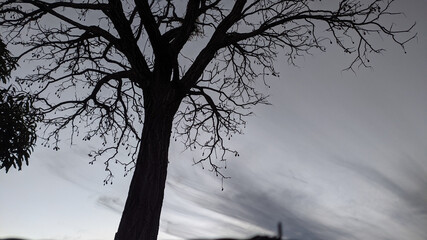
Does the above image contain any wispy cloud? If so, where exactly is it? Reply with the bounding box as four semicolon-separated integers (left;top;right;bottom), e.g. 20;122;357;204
97;196;124;214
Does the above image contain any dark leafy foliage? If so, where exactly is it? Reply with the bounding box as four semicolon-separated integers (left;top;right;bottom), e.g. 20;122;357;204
0;38;17;84
0;38;41;173
0;87;42;172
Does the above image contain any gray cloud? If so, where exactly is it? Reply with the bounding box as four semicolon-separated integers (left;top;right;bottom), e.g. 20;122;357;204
164;169;356;240
329;155;427;240
96;195;124;214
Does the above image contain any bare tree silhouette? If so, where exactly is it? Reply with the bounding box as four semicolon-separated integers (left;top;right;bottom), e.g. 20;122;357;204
0;1;414;239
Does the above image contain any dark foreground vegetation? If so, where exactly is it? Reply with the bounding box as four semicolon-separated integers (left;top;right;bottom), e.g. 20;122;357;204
0;237;282;240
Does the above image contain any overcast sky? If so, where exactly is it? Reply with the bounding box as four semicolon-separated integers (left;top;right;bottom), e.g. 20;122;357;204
1;1;426;240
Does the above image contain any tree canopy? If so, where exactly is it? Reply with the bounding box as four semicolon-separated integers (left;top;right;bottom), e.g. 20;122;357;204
0;37;42;173
0;38;17;84
0;0;414;177
0;87;42;172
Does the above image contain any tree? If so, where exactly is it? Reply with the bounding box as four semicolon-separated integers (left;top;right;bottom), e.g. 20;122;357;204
0;0;414;239
0;38;17;84
0;86;42;172
0;38;41;173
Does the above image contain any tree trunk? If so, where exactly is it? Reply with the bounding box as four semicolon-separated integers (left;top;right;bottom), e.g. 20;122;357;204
114;90;180;240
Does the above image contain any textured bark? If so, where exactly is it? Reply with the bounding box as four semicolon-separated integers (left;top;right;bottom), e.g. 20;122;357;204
114;88;180;240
